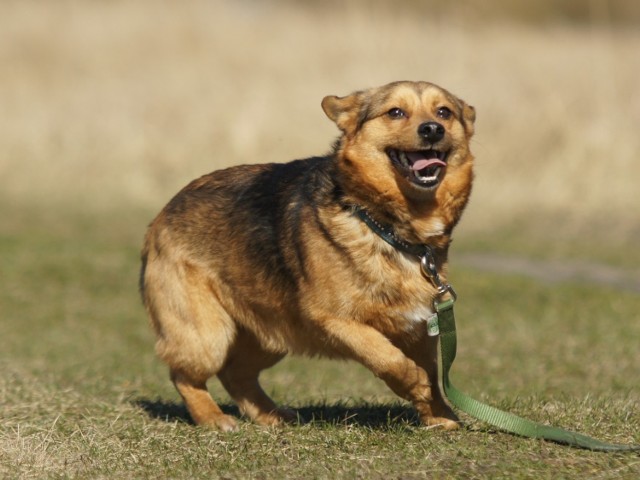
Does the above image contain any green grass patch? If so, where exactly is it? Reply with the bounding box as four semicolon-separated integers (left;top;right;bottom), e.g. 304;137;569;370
1;206;639;479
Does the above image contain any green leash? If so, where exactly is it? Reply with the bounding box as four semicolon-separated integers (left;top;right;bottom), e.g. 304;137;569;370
435;298;639;452
353;205;638;451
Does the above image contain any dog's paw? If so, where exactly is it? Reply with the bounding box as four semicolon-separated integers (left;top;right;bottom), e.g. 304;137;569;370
276;407;299;424
254;408;298;427
201;413;238;432
424;416;461;431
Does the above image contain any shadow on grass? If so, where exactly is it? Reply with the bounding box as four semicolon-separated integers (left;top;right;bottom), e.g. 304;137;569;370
295;402;419;428
134;398;419;429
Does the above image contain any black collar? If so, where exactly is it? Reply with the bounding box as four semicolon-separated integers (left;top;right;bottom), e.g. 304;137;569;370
352;206;432;259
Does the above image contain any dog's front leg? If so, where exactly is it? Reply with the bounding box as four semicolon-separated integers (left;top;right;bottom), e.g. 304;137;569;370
324;319;459;430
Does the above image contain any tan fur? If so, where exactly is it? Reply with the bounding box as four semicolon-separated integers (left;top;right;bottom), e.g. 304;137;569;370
140;81;475;431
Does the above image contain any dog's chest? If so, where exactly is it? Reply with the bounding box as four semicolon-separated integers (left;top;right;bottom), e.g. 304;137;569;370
322;211;445;331
358;251;438;332
398;301;435;326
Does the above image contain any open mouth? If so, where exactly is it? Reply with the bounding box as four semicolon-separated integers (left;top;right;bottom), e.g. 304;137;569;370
387;148;448;188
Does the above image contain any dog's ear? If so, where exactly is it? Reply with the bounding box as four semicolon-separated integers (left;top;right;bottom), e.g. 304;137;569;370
461;102;476;137
321;92;367;136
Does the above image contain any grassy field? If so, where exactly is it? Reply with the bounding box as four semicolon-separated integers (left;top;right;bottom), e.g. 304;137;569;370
1;205;639;479
1;1;639;478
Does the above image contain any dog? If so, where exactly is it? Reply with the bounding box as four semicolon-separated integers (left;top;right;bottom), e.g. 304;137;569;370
140;81;476;431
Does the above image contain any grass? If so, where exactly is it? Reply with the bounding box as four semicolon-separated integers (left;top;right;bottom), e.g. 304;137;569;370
1;205;638;479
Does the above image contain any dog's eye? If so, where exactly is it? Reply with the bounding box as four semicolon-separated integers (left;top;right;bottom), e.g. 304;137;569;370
387;108;406;119
436;106;452;120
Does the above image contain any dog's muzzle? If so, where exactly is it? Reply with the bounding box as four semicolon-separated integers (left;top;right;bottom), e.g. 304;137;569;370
387;148;448;189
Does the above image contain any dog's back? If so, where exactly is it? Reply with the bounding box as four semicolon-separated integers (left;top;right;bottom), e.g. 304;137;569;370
141;157;338;347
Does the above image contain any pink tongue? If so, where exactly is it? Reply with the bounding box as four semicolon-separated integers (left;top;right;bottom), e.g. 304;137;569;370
406;151;446;171
410;158;446;171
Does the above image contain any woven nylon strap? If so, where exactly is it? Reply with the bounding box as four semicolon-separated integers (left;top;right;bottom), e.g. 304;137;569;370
435;298;640;452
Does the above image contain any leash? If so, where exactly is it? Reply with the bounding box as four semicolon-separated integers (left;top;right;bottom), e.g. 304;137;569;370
436;298;639;451
353;206;639;451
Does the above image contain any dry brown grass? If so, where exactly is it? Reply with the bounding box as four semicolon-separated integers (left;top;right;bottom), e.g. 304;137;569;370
1;0;638;241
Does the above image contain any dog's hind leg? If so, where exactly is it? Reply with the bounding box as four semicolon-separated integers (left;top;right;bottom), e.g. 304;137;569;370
142;248;239;431
160;290;239;431
171;369;238;432
217;328;296;427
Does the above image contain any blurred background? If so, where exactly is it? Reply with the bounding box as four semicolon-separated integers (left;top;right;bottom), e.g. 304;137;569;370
1;0;639;251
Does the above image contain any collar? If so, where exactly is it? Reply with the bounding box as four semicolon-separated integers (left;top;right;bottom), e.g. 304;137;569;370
352;206;431;259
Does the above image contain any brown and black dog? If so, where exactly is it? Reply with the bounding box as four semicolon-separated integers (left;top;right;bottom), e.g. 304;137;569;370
140;81;475;431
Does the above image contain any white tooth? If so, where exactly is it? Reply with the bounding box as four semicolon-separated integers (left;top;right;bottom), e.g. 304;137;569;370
399;151;409;167
413;166;442;184
415;172;433;181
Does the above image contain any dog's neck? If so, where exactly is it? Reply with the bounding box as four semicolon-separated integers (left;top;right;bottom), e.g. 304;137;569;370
348;203;451;255
352;206;432;257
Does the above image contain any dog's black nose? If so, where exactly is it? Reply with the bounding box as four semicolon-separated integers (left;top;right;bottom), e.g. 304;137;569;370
418;122;445;143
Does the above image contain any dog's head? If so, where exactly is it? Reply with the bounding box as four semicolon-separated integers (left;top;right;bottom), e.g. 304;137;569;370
322;81;475;210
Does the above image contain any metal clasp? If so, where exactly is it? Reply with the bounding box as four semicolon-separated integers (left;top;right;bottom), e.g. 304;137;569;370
420;249;457;303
